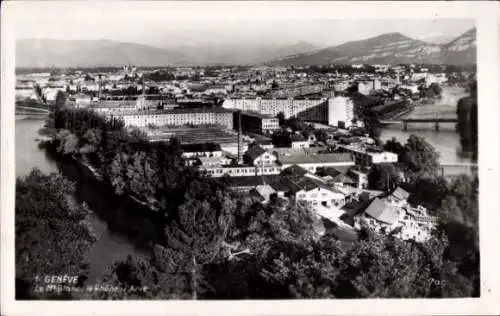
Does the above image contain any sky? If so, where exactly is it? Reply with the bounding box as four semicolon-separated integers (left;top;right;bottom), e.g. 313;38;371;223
8;2;476;49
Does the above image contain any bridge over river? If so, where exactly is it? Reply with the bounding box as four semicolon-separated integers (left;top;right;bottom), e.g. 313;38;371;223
380;106;458;131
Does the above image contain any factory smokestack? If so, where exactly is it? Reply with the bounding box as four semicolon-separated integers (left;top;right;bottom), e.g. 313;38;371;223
237;110;243;165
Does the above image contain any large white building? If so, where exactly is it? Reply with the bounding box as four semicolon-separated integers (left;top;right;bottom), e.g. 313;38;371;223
223;96;354;128
223;97;327;119
115;108;233;129
327;96;355;128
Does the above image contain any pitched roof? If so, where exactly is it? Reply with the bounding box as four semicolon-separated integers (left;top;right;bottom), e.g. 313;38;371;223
278;176;337;195
228;175;281;188
255;185;276;201
279;153;354;165
363;198;401;225
181;143;222;152
244;145;267;161
390;186;410;201
280;164;309;177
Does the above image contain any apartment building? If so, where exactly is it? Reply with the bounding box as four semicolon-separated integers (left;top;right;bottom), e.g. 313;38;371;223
223;96;354;128
116;108;233;129
327;96;355;128
223;97;328;119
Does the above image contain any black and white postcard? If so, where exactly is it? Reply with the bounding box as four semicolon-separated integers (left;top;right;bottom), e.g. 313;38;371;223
1;1;499;315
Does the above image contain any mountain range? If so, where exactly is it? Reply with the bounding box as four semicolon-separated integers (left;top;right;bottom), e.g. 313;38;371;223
16;28;475;68
271;28;476;66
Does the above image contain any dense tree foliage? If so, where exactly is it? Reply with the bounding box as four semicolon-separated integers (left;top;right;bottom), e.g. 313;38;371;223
456;81;478;160
143;70;176;82
42;107;215;217
382;135;440;183
16;169;95;299
436;175;479;296
383;137;405;161
367;163;401;191
400;135;441;182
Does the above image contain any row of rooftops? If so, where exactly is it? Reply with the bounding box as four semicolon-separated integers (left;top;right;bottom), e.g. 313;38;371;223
361;187;438;226
224;96;327;101
109;107;234;116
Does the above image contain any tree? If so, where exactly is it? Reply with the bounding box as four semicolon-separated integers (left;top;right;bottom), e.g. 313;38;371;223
271;130;292;148
108;153;128;195
161;190;235;299
429;83;442;96
401;135;440;182
456;81;478;160
334;232;436;298
16;169;95;299
434;174;479;297
314;129;328;143
55;129;79;155
126;151;158;198
276;112;286;126
55;90;67;109
406;176;448;212
383;137;405;160
367;163;401;191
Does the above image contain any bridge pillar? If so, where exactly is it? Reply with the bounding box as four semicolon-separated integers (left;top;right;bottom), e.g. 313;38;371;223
403;121;408;131
435;121;439;132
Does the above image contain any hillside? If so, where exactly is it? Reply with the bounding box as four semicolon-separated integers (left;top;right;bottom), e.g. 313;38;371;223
16;39;318;67
16;39;190;68
271;28;476;66
16;28;475;67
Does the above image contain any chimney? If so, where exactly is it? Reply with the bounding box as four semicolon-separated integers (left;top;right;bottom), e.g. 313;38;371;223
237;110;243;165
98;75;102;100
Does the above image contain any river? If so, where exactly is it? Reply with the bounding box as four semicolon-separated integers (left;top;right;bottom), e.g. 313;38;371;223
380;85;476;178
15;117;150;285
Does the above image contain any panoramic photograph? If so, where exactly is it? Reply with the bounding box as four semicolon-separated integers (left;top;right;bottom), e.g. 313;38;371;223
11;3;479;301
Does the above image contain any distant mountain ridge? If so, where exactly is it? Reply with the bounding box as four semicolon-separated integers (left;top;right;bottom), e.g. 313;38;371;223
271;28;476;66
16;39;319;67
16;28;475;67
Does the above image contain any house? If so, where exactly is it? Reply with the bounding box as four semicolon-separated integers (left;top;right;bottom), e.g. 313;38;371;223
347;167;369;189
291;140;310;149
244;145;277;166
278;152;355;174
283;176;346;209
227;175;282;192
280;164;309;178
355;198;404;234
75;94;92;108
196;156;232;167
336;143;398;165
181;143;223;158
386;186;410;207
316;166;356;187
251;185;277;203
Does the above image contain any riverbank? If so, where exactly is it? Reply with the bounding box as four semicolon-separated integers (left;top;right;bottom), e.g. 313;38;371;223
16;118;158;286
